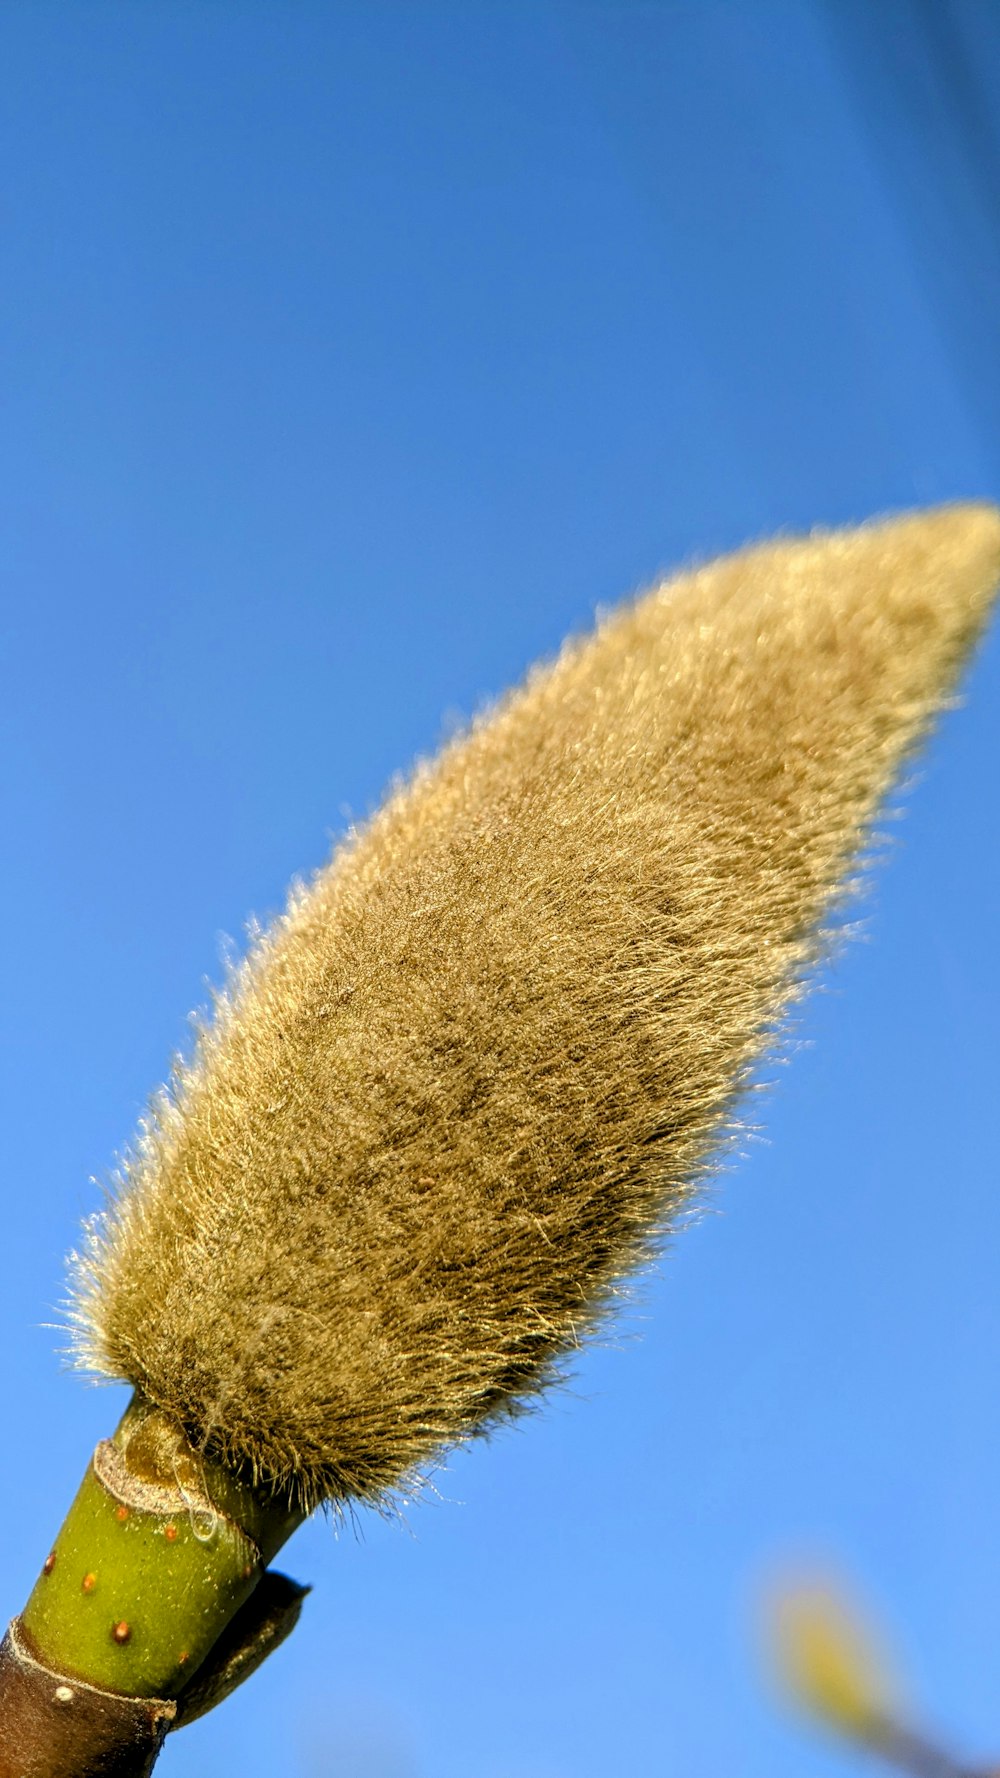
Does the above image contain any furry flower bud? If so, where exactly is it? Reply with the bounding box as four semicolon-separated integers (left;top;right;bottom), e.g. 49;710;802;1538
72;505;1000;1507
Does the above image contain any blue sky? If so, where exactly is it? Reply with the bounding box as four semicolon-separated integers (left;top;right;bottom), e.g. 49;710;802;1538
2;4;999;1775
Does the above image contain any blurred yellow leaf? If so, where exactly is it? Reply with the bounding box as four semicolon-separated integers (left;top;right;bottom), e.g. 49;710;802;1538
769;1579;902;1740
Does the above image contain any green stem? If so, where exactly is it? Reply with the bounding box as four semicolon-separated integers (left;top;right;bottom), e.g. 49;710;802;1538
0;1396;307;1777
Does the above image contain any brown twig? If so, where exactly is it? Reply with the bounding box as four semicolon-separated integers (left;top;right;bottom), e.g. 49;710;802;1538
0;1618;173;1778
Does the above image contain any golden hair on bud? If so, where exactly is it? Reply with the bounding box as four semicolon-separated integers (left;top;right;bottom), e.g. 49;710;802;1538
71;505;1000;1508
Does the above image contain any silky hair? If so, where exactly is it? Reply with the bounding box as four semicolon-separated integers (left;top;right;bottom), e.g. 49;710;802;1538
71;505;1000;1508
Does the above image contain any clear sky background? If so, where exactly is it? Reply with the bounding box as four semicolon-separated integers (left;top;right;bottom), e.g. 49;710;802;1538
2;5;999;1775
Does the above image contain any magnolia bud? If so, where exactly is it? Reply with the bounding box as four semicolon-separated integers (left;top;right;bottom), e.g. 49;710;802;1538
71;504;1000;1509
